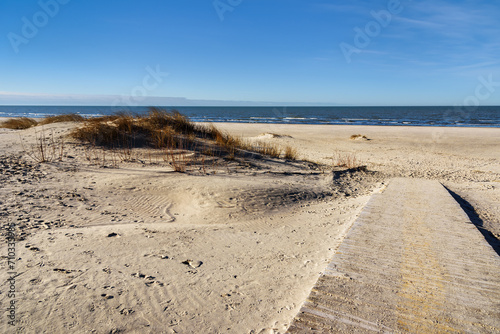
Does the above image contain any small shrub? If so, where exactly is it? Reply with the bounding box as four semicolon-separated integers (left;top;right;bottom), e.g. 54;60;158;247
1;117;38;129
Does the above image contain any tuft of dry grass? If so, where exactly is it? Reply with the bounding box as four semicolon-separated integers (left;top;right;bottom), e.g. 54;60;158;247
143;108;197;135
20;129;65;163
284;146;298;160
350;134;368;140
152;126;177;149
167;149;188;173
39;114;85;125
253;141;282;158
202;124;259;158
333;151;360;169
1;114;85;130
71;121;122;147
1;117;38;129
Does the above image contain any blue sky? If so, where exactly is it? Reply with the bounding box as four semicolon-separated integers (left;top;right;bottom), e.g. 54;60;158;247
1;0;499;106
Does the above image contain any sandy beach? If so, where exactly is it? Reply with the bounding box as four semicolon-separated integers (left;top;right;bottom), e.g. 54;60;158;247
0;119;499;333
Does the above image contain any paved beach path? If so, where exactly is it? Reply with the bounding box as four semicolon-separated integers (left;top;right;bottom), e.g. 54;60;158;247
287;178;500;333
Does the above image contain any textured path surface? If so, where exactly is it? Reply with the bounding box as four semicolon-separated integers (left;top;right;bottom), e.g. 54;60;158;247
288;178;500;333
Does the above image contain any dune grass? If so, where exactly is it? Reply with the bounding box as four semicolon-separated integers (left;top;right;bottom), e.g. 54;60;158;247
333;151;360;169
284;146;298;160
19;128;66;163
70;108;298;165
3;109;308;171
2;109;298;162
1;114;85;129
1;117;38;129
39;114;85;125
70;109;201;148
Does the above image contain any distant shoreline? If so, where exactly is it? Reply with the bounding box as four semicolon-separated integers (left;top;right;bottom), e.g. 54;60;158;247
1;117;500;129
1;105;500;128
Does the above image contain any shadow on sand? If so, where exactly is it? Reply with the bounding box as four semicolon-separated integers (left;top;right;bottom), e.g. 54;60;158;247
445;187;500;257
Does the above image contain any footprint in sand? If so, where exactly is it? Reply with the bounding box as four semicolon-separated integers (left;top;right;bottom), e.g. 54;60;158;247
131;272;165;287
101;293;114;300
181;259;203;269
29;278;42;285
25;244;41;252
120;308;134;315
53;268;76;274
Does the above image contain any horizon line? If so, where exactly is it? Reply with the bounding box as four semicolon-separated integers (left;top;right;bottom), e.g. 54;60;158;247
1;104;500;108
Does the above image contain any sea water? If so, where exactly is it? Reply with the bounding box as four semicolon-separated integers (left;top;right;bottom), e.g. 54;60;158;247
0;105;499;127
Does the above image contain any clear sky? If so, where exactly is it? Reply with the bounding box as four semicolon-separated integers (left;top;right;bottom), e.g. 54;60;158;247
1;0;499;106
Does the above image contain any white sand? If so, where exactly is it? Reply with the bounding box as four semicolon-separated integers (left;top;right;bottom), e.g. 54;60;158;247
0;120;498;333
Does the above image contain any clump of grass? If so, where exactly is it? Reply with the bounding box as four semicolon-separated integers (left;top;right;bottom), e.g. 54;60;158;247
333;151;360;169
71;121;122;147
350;134;368;140
284;146;298;160
219;133;250;153
152;126;177;149
20;129;65;163
70;108;302;172
39;114;85;125
253;141;282;158
71;109;201;148
201;124;261;159
148;108;197;134
167;147;189;173
1;117;38;129
1;114;86;130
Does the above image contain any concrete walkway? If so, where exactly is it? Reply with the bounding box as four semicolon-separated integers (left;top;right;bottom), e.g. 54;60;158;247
287;178;500;333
